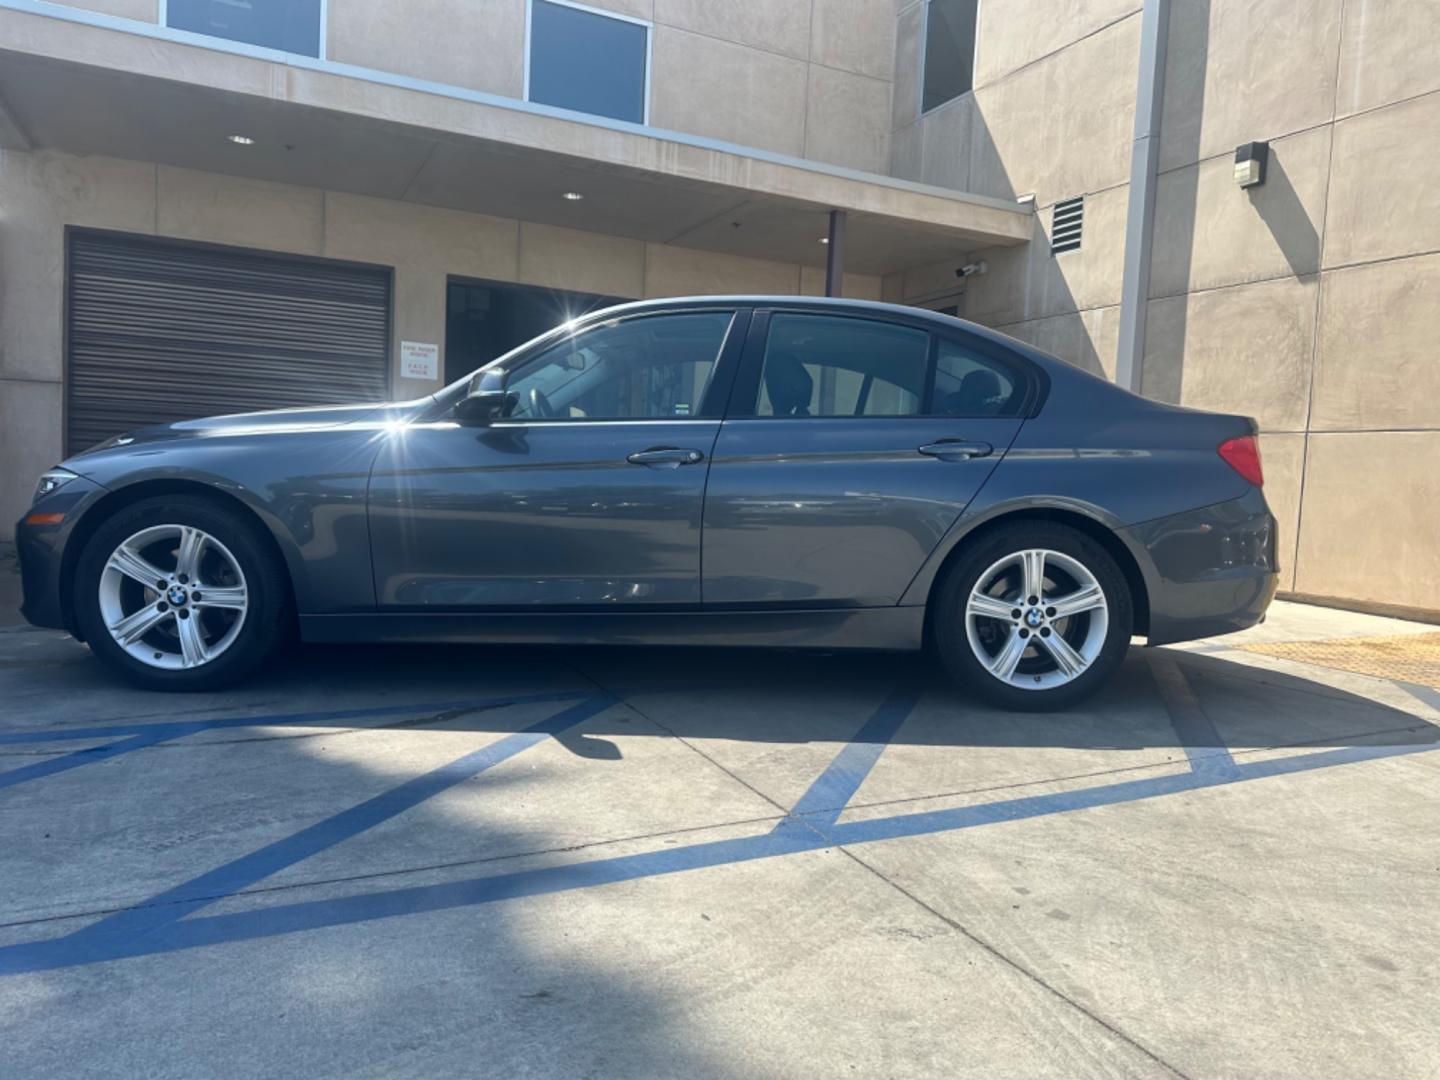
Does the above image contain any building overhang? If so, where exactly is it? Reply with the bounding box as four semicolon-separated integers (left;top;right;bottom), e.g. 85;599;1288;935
0;1;1031;277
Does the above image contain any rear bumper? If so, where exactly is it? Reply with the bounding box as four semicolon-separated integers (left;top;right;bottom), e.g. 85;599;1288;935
15;476;107;634
1120;488;1279;646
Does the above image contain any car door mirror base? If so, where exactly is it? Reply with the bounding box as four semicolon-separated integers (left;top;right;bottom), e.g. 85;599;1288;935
454;369;516;426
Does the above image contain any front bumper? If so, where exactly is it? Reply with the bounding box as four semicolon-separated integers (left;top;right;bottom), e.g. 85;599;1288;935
1120;488;1279;646
15;475;108;633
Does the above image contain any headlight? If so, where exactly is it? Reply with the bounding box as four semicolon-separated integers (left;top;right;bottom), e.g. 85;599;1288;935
34;469;79;502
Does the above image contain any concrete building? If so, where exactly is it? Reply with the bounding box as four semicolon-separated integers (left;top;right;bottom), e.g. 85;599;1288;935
1;0;1436;617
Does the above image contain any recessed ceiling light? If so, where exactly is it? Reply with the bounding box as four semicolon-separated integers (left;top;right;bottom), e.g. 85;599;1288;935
562;191;584;201
819;237;829;244
228;134;255;145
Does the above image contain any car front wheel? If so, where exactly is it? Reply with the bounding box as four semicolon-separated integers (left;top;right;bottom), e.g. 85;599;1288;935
74;494;291;691
932;522;1133;711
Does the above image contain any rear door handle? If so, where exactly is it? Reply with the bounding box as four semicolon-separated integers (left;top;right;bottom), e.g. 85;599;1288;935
626;446;706;468
917;439;993;461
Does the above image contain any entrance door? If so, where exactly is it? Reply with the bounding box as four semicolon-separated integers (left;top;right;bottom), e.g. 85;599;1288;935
702;310;1031;607
369;308;745;609
444;277;627;385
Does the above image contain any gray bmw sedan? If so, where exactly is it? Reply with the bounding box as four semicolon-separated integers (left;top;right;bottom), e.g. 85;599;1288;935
16;298;1277;710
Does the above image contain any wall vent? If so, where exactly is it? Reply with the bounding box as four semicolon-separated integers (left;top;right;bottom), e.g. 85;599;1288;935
1050;196;1084;254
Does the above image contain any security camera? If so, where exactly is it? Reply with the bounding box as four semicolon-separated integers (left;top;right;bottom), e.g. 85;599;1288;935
955;261;988;279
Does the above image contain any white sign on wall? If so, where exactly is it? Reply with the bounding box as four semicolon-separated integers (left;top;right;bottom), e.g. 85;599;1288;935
400;341;439;381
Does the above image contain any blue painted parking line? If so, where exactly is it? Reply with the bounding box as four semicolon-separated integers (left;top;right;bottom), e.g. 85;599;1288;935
772;684;921;834
0;691;586;791
1;669;1436;977
1147;653;1241;780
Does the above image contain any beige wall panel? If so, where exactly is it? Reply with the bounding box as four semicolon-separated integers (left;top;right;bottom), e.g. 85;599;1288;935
1258;432;1303;591
157;168;323;255
653;0;811;60
891;1;923;130
804;65;893;173
1293;432;1440;609
1149;124;1330;298
891;121;923;180
0;150;157;384
1337;0;1440;117
812;0;897;81
967;16;1138;202
327;0;525;98
324;193;520;395
644;245;799;297
1324;93;1440;268
1143;276;1317;433
581;0;654;19
1312;251;1440;432
966;184;1127;326
1159;0;1341;172
992;305;1121;380
649;27;808;156
974;0;1139;87
0;380;64;535
54;0;156;20
918;95;972;190
518;223;645;299
799;265;885;300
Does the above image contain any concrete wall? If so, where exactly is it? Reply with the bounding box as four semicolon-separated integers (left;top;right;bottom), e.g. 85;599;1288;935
888;0;1142;380
51;0;898;174
326;0;897;173
888;0;1440;615
0;148;880;535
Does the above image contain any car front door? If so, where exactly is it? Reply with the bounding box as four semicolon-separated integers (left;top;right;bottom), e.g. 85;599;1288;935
702;310;1029;607
369;308;746;609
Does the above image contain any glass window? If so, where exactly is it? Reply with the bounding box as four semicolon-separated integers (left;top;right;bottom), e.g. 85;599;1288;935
528;0;649;124
932;338;1024;417
922;0;979;113
505;312;732;420
166;0;323;57
756;315;930;418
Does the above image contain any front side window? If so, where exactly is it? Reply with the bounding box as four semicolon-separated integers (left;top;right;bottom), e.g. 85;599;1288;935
166;0;323;57
932;339;1024;417
922;0;979;113
505;312;732;421
756;315;930;418
528;0;650;124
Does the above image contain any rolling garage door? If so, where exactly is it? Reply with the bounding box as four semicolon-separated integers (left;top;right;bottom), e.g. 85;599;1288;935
66;231;391;455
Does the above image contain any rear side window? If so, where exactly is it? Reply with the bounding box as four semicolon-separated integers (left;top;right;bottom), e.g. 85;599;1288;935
756;314;930;418
932;338;1025;417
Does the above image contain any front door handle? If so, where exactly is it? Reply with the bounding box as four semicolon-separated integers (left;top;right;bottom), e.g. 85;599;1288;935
917;439;993;461
626;446;705;468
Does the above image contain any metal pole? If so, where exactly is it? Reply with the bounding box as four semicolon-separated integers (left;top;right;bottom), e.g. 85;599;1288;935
824;210;847;297
1114;0;1170;393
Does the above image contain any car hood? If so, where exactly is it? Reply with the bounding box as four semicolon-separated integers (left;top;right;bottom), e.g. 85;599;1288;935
68;400;429;457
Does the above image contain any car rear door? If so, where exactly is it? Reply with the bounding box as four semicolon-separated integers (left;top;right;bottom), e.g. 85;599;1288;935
701;309;1029;608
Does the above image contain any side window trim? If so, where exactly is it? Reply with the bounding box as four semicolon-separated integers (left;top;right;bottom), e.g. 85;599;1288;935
931;330;1042;419
728;308;938;421
725;308;1045;421
491;307;746;425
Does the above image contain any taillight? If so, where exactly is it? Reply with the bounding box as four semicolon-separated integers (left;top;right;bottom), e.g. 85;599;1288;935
1218;435;1263;486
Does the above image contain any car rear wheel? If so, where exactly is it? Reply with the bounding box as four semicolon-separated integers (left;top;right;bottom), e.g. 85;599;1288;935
932;522;1132;711
74;495;291;691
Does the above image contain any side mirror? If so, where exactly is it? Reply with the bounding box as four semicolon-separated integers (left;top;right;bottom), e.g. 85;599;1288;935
454;369;515;426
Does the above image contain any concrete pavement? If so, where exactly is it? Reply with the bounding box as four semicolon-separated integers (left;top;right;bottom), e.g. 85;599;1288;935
1;600;1437;1078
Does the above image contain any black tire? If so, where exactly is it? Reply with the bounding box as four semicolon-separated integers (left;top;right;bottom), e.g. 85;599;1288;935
931;522;1133;711
74;494;292;691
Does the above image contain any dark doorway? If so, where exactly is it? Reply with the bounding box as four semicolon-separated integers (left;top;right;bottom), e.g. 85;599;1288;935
445;278;628;384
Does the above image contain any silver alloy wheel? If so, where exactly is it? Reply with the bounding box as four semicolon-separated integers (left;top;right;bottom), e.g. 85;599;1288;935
97;524;249;670
963;548;1109;691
